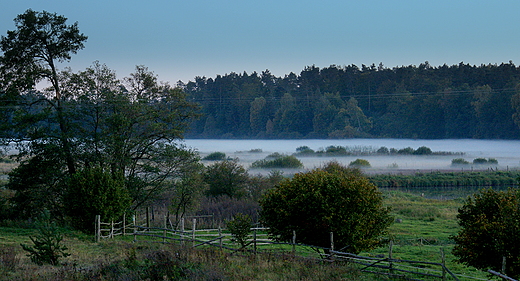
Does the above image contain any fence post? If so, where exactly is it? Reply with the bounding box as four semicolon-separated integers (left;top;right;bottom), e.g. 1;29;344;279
163;215;167;243
253;227;257;253
146;206;150;230
133;214;137;242
218;225;223;250
329;232;334;259
95;215;101;243
180;218;185;246
389;240;394;274
440;247;446;281
192;218;197;247
292;230;296;255
123;213;126;236
502;256;506;274
110;220;114;238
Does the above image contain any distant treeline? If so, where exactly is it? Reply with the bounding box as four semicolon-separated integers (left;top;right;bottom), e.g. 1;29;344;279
369;171;520;189
183;62;520;139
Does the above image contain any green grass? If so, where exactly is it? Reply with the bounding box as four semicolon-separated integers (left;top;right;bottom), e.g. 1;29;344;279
0;189;499;280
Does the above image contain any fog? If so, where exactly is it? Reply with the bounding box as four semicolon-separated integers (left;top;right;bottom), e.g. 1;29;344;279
183;139;520;174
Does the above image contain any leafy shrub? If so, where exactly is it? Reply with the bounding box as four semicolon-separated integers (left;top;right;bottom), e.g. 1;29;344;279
260;162;392;254
377;146;390;154
226;213;252;248
325;145;347;155
472;158;488;164
203;152;227;161
295;146;315;154
203;160;249;198
348;158;371;167
397;147;415;154
452;188;520;278
64;167;131;232
20;210;70;265
413;146;432;155
249;148;262;153
251;155;303;169
452;158;470;165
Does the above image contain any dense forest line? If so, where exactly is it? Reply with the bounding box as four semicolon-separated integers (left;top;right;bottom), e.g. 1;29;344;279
183;62;520;139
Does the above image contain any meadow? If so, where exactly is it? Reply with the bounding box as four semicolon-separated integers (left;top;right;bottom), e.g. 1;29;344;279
0;188;501;280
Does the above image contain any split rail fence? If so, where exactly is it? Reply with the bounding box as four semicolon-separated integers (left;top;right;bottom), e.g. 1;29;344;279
95;214;512;281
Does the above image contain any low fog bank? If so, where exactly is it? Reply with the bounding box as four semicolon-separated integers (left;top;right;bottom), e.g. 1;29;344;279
185;139;520;174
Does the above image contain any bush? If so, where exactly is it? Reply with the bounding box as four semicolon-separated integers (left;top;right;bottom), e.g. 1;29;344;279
472;158;488;164
413;146;432;155
20;210;70;265
348;159;371;168
260;162;392;254
295;146;315;155
251;155;303;169
452;158;470;166
451;188;520;278
203;152;227;161
203;160;249;198
397;147;415;154
377;146;389;154
64;167;131;233
226;213;252;248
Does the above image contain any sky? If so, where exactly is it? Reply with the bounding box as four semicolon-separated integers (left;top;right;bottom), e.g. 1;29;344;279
1;0;520;84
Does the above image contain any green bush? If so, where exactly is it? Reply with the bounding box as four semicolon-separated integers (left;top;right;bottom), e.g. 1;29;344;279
20;210;70;265
295;146;315;155
397;147;415;154
226;213;252;248
413;146;432;155
260;162;392;254
64;167;131;233
251;155;303;169
348;159;371;168
452;158;470;165
472;158;488;164
203;152;227;161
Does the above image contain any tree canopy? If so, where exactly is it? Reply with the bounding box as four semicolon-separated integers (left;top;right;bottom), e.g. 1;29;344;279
451;188;520;278
184;63;520;139
259;162;392;253
0;10;200;225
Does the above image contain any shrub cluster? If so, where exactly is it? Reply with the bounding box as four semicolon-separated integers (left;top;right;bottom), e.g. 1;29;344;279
251;154;303;169
295;145;461;156
202;152;227;161
451;158;498;166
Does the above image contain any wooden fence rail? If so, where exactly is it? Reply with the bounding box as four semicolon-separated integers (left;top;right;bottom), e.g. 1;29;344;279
95;215;491;280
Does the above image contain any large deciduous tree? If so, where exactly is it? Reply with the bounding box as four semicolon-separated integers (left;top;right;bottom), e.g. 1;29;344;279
1;10;201;223
451;188;520;278
260;162;392;254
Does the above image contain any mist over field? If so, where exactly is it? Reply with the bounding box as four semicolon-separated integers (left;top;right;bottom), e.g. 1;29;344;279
185;139;520;174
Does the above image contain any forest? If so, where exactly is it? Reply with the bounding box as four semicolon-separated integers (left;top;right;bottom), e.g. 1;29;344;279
184;62;520;139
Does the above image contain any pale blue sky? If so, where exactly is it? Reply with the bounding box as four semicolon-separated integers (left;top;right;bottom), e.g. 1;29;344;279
2;0;520;83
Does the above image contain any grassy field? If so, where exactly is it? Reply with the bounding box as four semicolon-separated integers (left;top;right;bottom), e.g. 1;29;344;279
0;188;503;280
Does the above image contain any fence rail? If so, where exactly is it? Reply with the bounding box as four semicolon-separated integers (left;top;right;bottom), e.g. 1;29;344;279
95;214;499;280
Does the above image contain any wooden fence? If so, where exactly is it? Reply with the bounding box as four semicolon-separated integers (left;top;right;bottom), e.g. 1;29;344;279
95;215;510;280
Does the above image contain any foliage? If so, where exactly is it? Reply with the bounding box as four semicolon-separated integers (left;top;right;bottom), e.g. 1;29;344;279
168;164;207;224
348;158;371;167
20;210;70;265
64;167;131;232
226;213;252;248
370;171;520;189
260;162;393;253
203;152;227;161
451;188;520;278
413;146;433;155
185;63;520;139
251;154;303;169
203;159;249;198
451;158;470;165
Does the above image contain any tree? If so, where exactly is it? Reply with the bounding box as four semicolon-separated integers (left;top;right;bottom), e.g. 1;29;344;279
203;159;249;198
63;167;131;233
451;188;520;278
260;162;392;253
1;9;88;175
